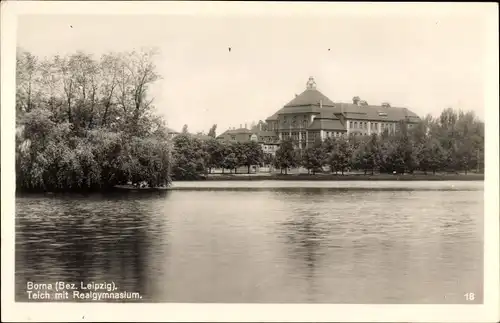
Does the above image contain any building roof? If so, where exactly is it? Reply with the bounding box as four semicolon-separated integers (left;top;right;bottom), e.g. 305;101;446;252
284;88;335;108
308;119;346;131
265;109;283;121
218;128;252;137
255;130;278;137
255;130;279;144
333;103;420;122
262;77;421;131
279;105;322;115
319;108;339;119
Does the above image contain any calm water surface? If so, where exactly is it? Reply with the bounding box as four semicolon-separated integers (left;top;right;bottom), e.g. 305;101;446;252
15;181;484;303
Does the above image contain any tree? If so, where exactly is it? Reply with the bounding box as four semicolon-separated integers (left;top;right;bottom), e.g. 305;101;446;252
203;138;224;173
239;141;264;174
182;124;189;134
417;137;445;175
263;153;275;167
172;134;206;180
208;124;217;138
220;142;239;174
275;138;299;174
301;138;325;174
322;137;338;173
396;121;417;174
351;134;380;175
335;137;352;175
15;48;172;191
365;134;381;174
16;50;40;114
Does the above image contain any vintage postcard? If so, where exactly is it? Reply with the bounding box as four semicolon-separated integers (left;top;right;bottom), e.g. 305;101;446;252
1;1;499;322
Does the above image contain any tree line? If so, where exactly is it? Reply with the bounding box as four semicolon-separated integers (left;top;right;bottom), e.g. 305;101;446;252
173;108;484;178
171;134;264;179
292;110;483;176
16;48;484;189
16;48;172;191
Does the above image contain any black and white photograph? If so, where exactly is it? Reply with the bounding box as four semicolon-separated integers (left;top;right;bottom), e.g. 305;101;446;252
1;1;498;322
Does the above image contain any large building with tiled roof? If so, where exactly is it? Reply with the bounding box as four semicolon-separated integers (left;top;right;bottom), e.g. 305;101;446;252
219;77;420;152
264;77;420;149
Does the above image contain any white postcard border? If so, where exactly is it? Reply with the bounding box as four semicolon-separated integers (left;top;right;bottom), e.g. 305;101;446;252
1;2;498;322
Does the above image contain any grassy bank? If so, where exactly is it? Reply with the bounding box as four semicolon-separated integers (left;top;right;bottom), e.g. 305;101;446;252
200;173;484;181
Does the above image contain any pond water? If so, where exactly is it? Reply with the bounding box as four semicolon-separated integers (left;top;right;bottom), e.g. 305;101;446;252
15;181;484;303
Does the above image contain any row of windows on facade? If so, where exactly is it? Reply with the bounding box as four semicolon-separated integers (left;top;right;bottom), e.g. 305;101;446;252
350;120;390;130
228;135;276;142
227;122;413;141
282;131;345;140
271;120;404;132
349;121;414;130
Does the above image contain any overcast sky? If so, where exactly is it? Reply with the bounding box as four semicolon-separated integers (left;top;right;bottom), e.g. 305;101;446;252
17;8;491;134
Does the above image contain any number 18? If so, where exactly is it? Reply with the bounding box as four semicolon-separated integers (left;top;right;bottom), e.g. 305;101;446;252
464;293;475;301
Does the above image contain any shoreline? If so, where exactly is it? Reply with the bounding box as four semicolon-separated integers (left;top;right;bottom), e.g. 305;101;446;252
16;174;484;194
196;173;484;182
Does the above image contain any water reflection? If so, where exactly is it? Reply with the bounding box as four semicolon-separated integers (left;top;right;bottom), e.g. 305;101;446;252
15;184;484;304
16;193;170;302
272;188;483;303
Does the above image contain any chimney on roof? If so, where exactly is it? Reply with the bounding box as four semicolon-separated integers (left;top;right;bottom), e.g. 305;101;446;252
240;124;242;129
245;123;247;129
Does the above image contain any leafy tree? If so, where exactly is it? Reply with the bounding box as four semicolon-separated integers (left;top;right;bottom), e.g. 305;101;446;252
301;138;325;174
275;138;299;174
239;141;264;174
15;48;172;191
263;153;275;167
208;124;217;138
220;142;238;174
171;134;207;180
335;137;351;175
417;137;445;174
322;137;338;173
203;138;224;173
351;134;380;175
182;124;189;134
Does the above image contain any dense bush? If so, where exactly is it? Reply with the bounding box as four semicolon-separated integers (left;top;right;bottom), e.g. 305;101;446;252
16;49;172;191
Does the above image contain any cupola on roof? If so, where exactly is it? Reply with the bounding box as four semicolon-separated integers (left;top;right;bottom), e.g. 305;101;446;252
284;77;335;108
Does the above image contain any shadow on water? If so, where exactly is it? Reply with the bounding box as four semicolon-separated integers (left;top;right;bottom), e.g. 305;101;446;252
15;191;171;302
15;185;484;304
